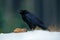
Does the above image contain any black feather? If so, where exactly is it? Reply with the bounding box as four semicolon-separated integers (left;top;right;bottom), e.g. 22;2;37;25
19;10;48;30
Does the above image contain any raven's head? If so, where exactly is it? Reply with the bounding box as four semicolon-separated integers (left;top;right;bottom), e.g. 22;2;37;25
19;10;29;15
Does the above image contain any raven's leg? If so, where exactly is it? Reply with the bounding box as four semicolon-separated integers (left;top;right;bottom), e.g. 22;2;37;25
32;26;36;30
28;24;36;30
28;24;32;30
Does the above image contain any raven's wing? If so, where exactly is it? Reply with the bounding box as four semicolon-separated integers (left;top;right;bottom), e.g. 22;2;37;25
25;13;44;25
22;14;33;25
25;13;47;30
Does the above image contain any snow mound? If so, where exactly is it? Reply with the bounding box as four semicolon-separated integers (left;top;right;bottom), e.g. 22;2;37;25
0;30;60;40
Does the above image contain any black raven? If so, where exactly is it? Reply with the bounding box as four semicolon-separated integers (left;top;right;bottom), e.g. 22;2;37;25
19;10;48;30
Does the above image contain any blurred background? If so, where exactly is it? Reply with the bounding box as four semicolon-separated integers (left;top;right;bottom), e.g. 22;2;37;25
0;0;60;33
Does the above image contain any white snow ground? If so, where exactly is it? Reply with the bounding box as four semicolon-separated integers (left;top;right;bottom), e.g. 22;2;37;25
0;30;60;40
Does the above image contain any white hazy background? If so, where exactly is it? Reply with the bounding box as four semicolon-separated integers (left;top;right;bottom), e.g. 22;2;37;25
0;30;60;40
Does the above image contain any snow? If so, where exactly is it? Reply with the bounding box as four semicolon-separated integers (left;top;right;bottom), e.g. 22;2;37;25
0;30;60;40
